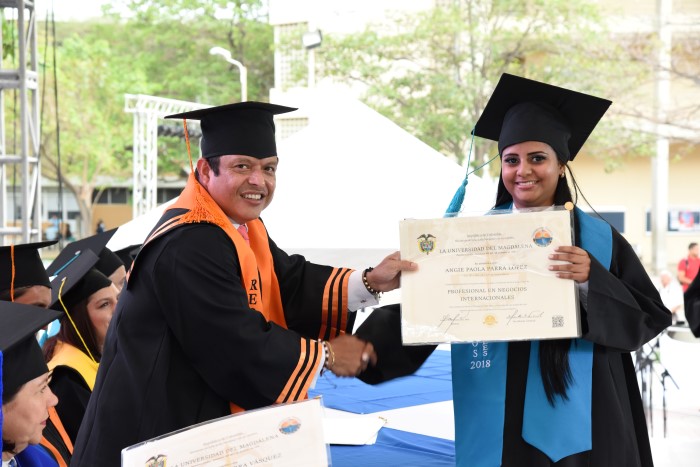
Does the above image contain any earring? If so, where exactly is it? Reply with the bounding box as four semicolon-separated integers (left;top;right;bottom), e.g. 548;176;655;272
559;172;565;178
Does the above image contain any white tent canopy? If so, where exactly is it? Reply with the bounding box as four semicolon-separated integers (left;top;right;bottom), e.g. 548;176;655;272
107;198;176;252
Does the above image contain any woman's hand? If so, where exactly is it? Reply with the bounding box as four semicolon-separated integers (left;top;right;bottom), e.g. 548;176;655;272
549;246;591;283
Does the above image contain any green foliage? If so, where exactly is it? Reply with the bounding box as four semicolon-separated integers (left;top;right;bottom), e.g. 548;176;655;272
37;0;273;182
1;12;16;61
18;0;273;234
316;0;653;170
40;35;146;181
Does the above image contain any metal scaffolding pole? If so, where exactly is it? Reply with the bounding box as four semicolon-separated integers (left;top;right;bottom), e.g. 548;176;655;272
0;0;42;244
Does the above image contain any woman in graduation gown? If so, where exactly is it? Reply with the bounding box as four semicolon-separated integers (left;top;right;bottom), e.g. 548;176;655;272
2;303;62;467
0;241;74;466
356;74;671;467
42;266;118;445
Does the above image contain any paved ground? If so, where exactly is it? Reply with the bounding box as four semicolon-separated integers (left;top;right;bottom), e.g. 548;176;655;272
643;332;700;466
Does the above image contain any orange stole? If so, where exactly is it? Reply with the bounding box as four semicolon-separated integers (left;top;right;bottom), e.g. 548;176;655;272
39;407;73;467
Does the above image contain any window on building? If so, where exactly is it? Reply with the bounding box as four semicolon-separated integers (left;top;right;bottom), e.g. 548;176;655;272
646;209;700;233
582;209;625;234
157;188;182;204
93;188;130;204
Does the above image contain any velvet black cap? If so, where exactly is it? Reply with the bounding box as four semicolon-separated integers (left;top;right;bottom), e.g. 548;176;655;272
46;229;117;277
0;241;55;293
0;301;61;398
49;249;104;310
473;73;612;161
165;101;297;159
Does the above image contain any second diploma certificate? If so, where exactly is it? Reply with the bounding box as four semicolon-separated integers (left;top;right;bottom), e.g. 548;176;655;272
399;208;581;344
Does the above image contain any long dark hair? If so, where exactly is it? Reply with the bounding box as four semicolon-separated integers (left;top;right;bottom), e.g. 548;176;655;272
43;298;102;363
495;165;583;405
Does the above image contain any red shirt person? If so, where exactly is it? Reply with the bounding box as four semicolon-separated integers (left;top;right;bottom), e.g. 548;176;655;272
678;242;700;292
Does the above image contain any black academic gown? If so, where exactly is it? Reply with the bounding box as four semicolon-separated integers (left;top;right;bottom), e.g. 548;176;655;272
71;221;355;467
48;366;91;443
357;227;670;467
684;273;700;337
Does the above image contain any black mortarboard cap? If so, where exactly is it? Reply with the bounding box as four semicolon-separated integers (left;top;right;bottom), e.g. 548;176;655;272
473;73;612;161
0;241;55;293
165;101;297;159
46;228;117;277
95;248;125;278
0;301;61;398
49;249;106;310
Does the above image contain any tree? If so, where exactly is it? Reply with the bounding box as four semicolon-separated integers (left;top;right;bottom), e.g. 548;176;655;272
314;1;653;174
34;0;275;236
39;34;148;237
102;0;274;105
102;1;275;175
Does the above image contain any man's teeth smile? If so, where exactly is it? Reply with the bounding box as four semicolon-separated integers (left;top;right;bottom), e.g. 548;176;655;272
243;194;263;200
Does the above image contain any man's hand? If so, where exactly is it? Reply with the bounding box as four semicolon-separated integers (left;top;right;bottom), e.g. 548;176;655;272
365;251;418;292
326;335;377;377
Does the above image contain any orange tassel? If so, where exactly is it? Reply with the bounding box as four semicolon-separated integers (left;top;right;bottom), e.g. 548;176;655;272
10;244;15;301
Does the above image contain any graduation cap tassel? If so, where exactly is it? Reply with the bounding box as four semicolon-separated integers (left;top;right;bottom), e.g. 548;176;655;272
445;179;468;218
57;277;98;365
10;244;15;301
183;119;194;173
445;127;476;217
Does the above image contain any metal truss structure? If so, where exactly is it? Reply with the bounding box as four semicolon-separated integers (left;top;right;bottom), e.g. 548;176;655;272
0;0;41;244
124;94;209;217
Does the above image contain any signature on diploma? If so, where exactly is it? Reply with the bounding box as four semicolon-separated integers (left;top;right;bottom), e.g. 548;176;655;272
438;312;471;333
505;310;545;326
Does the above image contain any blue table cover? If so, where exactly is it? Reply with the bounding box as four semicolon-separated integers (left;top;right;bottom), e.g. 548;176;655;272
313;350;456;466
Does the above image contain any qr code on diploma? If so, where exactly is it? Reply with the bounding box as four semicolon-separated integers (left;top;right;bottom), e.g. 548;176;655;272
552;315;564;328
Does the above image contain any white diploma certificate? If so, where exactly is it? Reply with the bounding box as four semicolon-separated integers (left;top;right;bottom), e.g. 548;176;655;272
122;398;328;467
400;208;581;344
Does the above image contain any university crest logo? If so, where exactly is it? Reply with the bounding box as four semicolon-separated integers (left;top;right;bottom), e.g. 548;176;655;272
532;227;553;247
279;417;302;435
145;454;167;467
417;234;436;255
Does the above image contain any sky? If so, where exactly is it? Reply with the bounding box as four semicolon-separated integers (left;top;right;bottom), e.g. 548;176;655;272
34;0;111;22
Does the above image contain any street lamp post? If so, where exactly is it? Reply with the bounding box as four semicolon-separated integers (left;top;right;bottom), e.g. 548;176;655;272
209;46;248;102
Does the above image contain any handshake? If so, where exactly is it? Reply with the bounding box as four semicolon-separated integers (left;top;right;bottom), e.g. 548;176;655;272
322;335;377;377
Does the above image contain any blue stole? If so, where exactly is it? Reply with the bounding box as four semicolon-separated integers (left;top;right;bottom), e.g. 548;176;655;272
14;445;59;466
451;207;612;466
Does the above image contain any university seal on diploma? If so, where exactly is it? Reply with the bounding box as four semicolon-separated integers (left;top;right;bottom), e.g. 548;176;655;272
399;208;581;344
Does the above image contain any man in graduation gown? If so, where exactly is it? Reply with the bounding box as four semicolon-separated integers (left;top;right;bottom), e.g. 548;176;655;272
356;75;671;466
71;102;415;466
